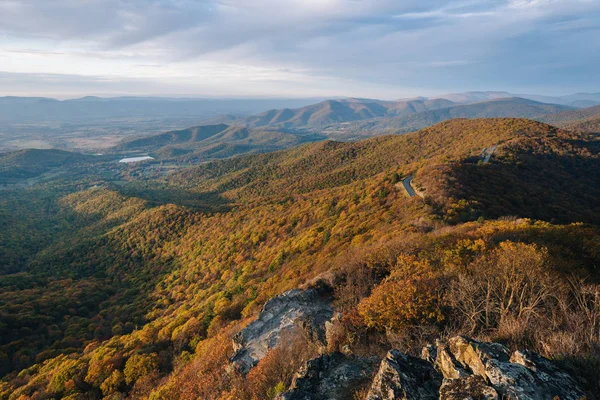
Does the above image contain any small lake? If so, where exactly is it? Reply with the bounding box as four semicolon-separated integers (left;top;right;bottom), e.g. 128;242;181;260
119;156;155;163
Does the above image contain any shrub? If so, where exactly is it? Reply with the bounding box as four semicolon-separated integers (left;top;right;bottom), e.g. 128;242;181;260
358;255;444;331
124;353;159;385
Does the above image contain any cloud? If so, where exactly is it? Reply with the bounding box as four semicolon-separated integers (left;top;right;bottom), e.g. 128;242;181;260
0;0;599;97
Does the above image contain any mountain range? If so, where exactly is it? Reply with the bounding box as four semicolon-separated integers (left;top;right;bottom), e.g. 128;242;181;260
205;96;573;131
117;124;323;162
0;96;325;124
3;94;599;172
108;97;575;160
537;105;600;131
321;97;573;137
2;117;599;398
430;90;600;107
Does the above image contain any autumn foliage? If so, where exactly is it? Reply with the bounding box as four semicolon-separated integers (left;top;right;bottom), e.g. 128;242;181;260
358;255;444;331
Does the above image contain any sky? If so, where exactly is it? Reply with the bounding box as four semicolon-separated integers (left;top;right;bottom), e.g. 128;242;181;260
0;0;599;99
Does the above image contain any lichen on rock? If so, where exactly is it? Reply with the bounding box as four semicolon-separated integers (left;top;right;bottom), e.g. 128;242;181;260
230;288;334;374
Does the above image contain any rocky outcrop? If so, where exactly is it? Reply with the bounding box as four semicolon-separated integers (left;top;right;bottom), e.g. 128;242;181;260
276;352;378;400
444;336;510;379
242;288;586;399
439;336;585;400
439;375;498;400
366;350;441;400
230;288;333;374
365;336;585;400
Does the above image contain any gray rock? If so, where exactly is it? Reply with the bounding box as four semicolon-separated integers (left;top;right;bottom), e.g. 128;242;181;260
366;349;441;400
439;376;498;400
240;290;586;399
442;336;586;400
509;350;586;400
230;288;333;374
436;344;470;379
485;358;539;399
446;336;510;378
421;343;438;364
365;336;585;400
276;352;378;400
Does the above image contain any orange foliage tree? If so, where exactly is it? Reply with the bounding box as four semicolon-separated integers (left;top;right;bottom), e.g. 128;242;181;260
358;255;444;331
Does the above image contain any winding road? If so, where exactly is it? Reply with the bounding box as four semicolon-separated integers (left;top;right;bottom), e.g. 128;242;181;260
402;176;417;197
482;144;498;163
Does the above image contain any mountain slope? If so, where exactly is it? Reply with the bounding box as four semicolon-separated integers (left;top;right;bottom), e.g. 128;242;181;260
1;118;599;399
328;97;573;136
117;124;230;151
538;105;600;131
567;116;600;133
117;124;325;162
241;98;455;128
417;124;600;223
0;149;96;183
168;118;593;210
434;91;600;107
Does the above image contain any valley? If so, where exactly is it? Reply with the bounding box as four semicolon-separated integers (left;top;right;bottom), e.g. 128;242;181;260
2;2;599;398
1;113;599;399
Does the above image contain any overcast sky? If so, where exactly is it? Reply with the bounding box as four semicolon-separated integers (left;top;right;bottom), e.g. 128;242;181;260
1;0;599;99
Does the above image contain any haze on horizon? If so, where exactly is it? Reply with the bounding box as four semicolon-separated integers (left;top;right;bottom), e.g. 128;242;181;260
1;0;599;100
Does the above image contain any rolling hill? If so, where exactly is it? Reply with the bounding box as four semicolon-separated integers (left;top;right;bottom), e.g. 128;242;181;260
567;116;600;133
117;124;325;162
324;97;573;137
0;149;97;183
537;105;600;132
434;90;600;107
1;118;599;399
117;124;230;151
167;118;598;222
239;98;455;129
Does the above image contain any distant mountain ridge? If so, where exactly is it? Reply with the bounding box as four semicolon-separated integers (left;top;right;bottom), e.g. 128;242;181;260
201;96;573;136
116;123;325;162
0;96;326;123
0;148;95;183
113;97;576;158
433;91;600;107
237;98;455;128
537;105;600;131
321;97;574;137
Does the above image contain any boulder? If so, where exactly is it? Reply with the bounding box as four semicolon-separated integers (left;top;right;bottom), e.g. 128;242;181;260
442;336;586;400
241;291;586;399
368;336;585;400
276;352;377;400
230;288;333;374
446;336;510;378
509;350;586;400
439;376;498;400
484;358;539;399
435;344;469;379
366;349;441;400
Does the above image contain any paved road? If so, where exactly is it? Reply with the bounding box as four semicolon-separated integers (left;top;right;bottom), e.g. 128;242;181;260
402;176;417;197
482;144;498;163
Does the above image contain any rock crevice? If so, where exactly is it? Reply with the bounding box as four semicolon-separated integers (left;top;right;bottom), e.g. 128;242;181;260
230;288;333;374
366;336;586;400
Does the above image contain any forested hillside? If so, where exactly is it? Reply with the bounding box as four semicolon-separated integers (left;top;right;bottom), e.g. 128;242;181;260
538;105;600;129
326;98;573;137
1;118;599;399
239;98;455;128
0;149;97;184
568;116;600;133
